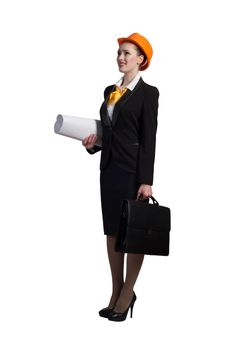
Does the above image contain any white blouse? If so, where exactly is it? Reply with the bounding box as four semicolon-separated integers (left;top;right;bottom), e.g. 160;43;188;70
107;72;141;120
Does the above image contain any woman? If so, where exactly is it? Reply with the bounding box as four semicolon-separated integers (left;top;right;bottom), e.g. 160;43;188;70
82;33;159;321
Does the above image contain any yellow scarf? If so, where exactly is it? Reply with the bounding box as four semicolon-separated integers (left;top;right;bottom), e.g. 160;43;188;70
107;85;128;106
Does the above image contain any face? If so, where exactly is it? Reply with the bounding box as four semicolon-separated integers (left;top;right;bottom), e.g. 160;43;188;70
117;42;144;73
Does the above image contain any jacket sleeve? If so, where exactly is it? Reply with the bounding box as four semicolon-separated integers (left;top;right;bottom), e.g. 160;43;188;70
137;86;159;186
86;144;102;154
85;87;109;155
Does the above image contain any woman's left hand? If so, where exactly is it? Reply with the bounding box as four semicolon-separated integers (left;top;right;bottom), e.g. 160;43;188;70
136;184;152;200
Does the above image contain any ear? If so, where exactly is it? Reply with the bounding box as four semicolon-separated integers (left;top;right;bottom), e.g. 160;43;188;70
137;54;144;65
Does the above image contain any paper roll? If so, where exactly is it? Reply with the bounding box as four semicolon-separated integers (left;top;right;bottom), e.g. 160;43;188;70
54;114;102;146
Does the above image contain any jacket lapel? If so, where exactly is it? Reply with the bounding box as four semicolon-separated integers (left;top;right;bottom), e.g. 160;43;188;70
101;77;143;127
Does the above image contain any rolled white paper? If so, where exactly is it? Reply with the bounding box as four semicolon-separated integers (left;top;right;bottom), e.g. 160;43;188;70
54;114;102;146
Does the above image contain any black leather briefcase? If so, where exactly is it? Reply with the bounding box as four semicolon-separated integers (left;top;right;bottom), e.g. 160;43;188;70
115;196;171;256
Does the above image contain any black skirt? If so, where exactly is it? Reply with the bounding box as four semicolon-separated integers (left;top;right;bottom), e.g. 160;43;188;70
100;157;149;235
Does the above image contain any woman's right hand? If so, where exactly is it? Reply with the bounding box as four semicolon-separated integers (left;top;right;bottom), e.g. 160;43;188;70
82;133;98;149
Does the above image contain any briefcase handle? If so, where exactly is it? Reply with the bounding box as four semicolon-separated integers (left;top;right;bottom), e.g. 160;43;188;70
149;195;159;205
137;195;159;205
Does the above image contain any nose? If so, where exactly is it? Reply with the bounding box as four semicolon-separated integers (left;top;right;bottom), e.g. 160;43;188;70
118;52;125;61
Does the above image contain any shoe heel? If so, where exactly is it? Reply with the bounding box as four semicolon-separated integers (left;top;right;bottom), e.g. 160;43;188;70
130;302;135;318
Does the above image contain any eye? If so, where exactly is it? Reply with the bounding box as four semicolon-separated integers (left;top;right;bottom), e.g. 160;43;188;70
117;51;130;55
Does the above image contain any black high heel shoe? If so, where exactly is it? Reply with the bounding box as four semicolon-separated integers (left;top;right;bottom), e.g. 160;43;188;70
99;289;125;318
99;306;114;318
107;292;137;322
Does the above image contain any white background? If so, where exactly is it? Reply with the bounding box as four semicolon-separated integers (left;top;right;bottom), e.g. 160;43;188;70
1;0;233;349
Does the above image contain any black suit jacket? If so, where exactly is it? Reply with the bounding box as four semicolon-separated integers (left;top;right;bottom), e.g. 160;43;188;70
86;76;159;186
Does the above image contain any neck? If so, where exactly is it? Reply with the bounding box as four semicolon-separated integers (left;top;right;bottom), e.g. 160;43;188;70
122;69;139;86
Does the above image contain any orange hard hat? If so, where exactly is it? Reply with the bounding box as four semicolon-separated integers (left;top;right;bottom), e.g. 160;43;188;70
117;32;153;71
